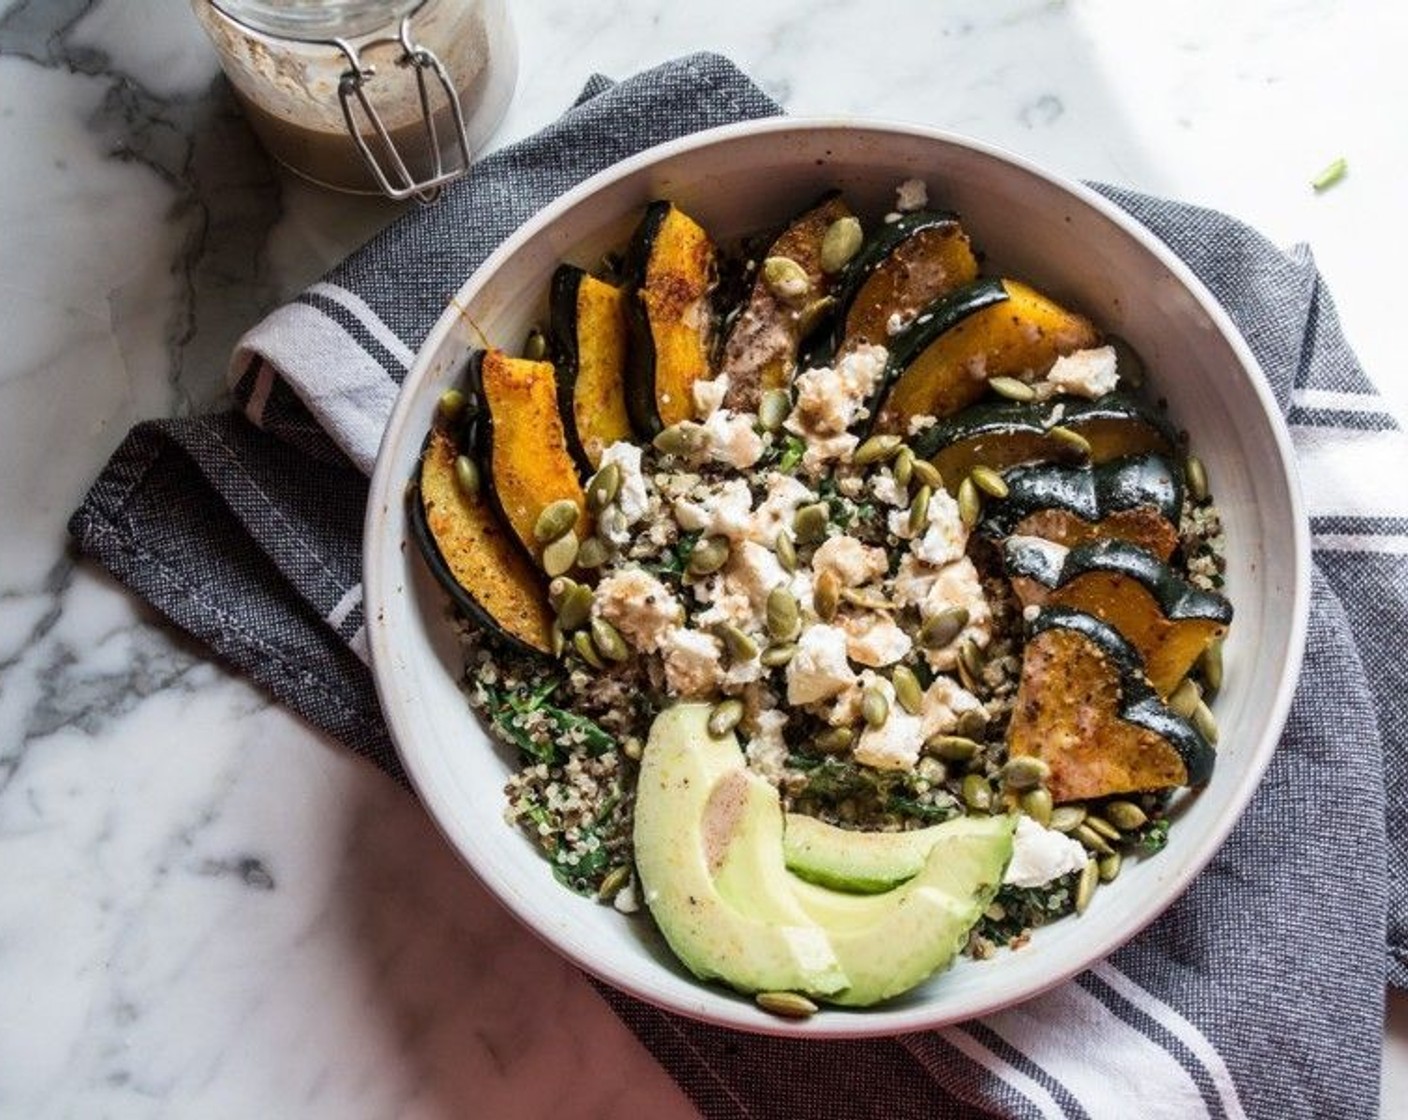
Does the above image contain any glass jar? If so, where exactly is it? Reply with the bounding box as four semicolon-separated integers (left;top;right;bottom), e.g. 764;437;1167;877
192;0;517;202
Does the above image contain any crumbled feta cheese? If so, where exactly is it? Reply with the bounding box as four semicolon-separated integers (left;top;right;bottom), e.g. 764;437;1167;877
613;877;640;913
786;624;857;705
745;709;789;780
886;309;915;337
747;473;814;544
907;414;937;436
891;553;937;610
594;569;682;653
841;612;913;667
727;540;790;616
1044;345;1118;399
852;675;925;771
918;557;993;671
693;374;730;419
871;470;909;509
693;577;753;631
918;674;984;738
673;478;753;539
895;178;928;213
1004;815;1089;888
888;486;968;565
812;535;888;587
703;408;764;468
597;441;649;543
661;628;724;698
801;432;858;476
1023;603;1041;622
786;345;887;437
837;475;863;498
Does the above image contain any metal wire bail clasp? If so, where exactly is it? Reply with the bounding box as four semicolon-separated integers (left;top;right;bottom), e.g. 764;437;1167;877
333;15;472;204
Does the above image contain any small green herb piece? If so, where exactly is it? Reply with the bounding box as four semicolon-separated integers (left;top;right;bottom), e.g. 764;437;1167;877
777;435;807;474
1135;818;1171;854
1310;156;1348;193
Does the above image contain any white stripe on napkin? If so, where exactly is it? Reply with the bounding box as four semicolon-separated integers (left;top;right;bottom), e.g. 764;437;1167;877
306;281;416;369
922;1030;1067;1118
325;582;363;631
980;979;1211;1119
1312;533;1408;555
1291;388;1396;416
1290;427;1408;520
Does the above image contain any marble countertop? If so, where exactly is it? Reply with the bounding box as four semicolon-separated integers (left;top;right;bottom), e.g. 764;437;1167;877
2;0;1404;1115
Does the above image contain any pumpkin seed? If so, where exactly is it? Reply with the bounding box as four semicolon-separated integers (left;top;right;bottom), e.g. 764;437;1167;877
652;421;707;458
547;576;577;611
920;606;969;649
1169;677;1201;719
925;734;981;763
707;698;745;738
551;621;566;658
597;863;631;901
893;447;915;488
622;735;643;761
1021;787;1054;828
1074;823;1115;856
853;433;903;467
590;617;629;662
762;255;811;303
1002;755;1050;792
908;484;933;535
796;296;837;337
1192;699;1219;744
756;990;817;1019
573;628;605;669
1200;637;1224;696
585;462;622;513
958;638;985;684
576;535;611;569
1186;454;1210;503
956;708;988;741
1075;858;1099;914
820;216;864;274
961;773;994;813
815;726;854;754
989;376;1036;402
892;665;924;715
454;454;481;497
813;568;841;622
793;501;830;543
1049;805;1088;833
523;326;548;362
688;535;731;576
861;686;889;729
910;459;944;491
969;465;1009;499
957;475;982;529
556;583;594;631
1048;424;1092;458
534;499;581;544
775;530;797;573
438;387;468;419
766;585;802;640
1098;852;1122;883
542;530;580;577
1104;800;1148;831
760;642;797;668
917;757;947;785
1084;814;1121;842
759;388;792;432
717;623;760;662
841;587;891;612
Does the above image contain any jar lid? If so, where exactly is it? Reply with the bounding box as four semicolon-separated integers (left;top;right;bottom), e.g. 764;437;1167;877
208;0;424;42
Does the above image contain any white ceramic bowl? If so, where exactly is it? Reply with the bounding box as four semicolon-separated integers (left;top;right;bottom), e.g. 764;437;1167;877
364;119;1309;1038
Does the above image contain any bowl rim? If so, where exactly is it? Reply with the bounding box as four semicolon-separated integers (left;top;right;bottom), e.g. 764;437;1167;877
364;115;1311;1038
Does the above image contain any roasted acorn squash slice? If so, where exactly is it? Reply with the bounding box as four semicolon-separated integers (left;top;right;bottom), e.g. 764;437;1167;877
550;265;632;474
876;279;1100;432
911;392;1176;494
1007;607;1214;803
1004;538;1232;697
623;201;718;433
410;425;554;655
980;453;1184;561
471;349;590;563
718;194;853;413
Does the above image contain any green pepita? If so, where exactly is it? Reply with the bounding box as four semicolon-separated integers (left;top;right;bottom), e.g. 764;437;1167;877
766;585;802;641
1075;858;1099;914
1098;852;1122;883
958;638;985;685
820;216;864;274
534;498;581;544
793;502;830;543
910;459;944;491
550;621;566;658
652;421;707;457
908;484;932;536
1002;755;1050;793
893;447;915;488
590;616;629;662
1169;677;1202;720
717;623;760;663
1192;699;1219;745
1074;823;1115;856
454;454;481;497
597;864;631;901
555;583;595;631
542;530;580;577
853;434;903;467
813;568;841;622
438;387;468;420
861;686;890;729
576;535;611;569
1084;814;1121;842
988;376;1036;402
1200;637;1224;697
759;388;792;432
573;628;605;669
622;735;643;761
961;773;994;813
756;990;817;1019
925;734;981;763
761;642;797;668
920;606;969;649
1104;800;1148;832
970;465;1009;499
775;530;797;573
523;326;548;362
547;576;576;611
796;296;837;337
585;462;622;513
688;535;731;576
1021;787;1054;828
957;475;981;529
892;665;924;715
815;726;853;753
840;587;891;612
956;708;988;742
1049;805;1088;833
707;698;745;738
1186;454;1210;503
762;256;811;304
1048;424;1092;459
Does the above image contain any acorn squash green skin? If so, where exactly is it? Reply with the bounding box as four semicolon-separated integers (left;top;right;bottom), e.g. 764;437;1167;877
621;201;671;436
1024;607;1215;788
979;453;1185;540
860;278;1010;432
549;264;597;476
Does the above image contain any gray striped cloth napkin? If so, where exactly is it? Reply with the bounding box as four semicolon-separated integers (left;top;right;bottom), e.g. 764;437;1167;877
69;53;1404;1120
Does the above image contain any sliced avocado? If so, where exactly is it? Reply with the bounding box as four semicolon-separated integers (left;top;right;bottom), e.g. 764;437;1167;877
788;815;1015;1007
783;812;1001;893
633;704;848;997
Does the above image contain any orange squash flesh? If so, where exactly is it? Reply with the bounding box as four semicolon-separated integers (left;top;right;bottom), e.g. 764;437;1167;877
1013;508;1180;562
638;205;716;428
931;421;1170;497
571;275;632;468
